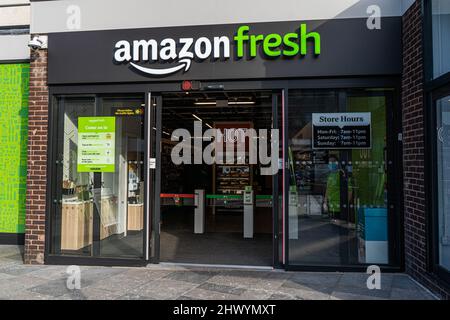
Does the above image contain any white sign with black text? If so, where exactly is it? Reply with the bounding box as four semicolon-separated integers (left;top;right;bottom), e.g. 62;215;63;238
312;112;372;149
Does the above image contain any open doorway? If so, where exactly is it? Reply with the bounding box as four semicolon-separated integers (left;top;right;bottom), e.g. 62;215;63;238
159;91;275;266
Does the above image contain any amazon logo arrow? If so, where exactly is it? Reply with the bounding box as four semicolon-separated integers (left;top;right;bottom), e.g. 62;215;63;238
129;58;192;76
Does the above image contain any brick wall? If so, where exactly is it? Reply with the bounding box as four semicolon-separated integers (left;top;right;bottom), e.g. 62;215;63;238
402;0;450;299
24;48;48;264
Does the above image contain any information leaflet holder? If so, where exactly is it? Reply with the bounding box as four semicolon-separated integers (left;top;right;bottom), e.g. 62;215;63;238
289;185;299;240
243;186;254;239
194;189;205;234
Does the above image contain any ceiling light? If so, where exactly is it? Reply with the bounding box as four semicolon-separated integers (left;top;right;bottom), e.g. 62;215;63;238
194;101;255;106
194;102;216;106
229;101;255;105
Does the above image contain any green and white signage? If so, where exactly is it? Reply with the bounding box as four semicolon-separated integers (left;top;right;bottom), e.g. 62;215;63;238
77;117;116;172
113;24;321;76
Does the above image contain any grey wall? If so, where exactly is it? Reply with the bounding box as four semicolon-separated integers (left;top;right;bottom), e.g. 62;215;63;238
0;1;30;61
32;0;410;34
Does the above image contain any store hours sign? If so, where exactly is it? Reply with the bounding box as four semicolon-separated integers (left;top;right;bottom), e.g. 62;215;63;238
312;113;371;149
77;117;116;172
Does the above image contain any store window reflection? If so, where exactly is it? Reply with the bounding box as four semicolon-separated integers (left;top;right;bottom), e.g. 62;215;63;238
288;89;391;266
51;97;145;259
432;0;450;79
436;95;450;272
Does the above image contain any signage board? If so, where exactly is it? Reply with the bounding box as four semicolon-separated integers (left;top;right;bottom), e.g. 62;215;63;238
77;117;116;172
112;107;144;116
48;18;402;84
312;113;371;149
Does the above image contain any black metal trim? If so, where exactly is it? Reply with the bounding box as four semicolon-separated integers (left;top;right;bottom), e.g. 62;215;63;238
0;59;30;64
143;92;150;261
285;264;403;273
47;76;401;95
392;86;405;271
0;233;25;245
45;255;147;267
155;95;162;263
434;265;450;287
147;94;162;264
283;88;289;267
271;92;281;269
0;26;29;35
0;4;29;8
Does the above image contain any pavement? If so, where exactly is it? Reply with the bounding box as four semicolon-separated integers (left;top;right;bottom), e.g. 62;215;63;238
0;245;438;300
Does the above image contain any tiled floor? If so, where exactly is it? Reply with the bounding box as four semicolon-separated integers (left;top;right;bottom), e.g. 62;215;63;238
0;245;438;300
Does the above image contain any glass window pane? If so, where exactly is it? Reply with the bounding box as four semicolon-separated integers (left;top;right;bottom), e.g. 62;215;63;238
55;98;95;256
98;98;145;258
287;89;391;266
436;95;450;271
51;96;145;259
432;0;450;78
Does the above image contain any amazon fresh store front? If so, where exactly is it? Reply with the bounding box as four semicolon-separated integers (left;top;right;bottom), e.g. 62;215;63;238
26;0;405;271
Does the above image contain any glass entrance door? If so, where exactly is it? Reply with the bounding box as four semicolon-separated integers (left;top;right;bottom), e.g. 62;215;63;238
50;95;148;260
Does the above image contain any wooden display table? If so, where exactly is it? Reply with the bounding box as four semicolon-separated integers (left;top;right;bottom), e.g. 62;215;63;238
61;197;119;250
61;201;93;251
128;203;144;231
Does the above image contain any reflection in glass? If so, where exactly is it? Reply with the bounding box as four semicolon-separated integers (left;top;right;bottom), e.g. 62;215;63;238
99;98;145;258
58;99;95;256
288;89;390;266
432;0;450;78
53;97;145;259
437;95;450;271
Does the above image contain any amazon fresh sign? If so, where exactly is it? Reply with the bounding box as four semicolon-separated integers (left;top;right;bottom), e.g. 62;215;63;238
113;24;321;76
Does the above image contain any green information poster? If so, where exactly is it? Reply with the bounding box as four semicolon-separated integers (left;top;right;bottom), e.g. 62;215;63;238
77;117;116;172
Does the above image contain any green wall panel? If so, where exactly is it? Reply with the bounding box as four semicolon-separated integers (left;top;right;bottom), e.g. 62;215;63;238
0;63;29;234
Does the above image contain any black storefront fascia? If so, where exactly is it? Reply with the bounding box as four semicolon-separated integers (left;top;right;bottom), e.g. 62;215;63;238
44;17;404;271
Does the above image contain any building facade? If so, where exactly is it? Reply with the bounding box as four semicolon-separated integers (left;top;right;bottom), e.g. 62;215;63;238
0;0;30;245
17;0;450;299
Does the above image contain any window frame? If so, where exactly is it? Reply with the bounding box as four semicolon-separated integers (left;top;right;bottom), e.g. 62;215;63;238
424;0;450;286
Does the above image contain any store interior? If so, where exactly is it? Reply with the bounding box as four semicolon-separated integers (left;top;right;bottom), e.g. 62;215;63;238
159;91;274;266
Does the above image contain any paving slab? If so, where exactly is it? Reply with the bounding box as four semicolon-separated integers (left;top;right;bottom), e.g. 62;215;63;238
126;279;198;300
0;245;23;258
389;287;435;300
89;273;153;293
0;246;439;300
60;287;125;300
177;288;237;300
115;293;156;300
28;277;95;298
198;282;246;295
0;278;36;299
274;285;332;300
163;271;219;284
